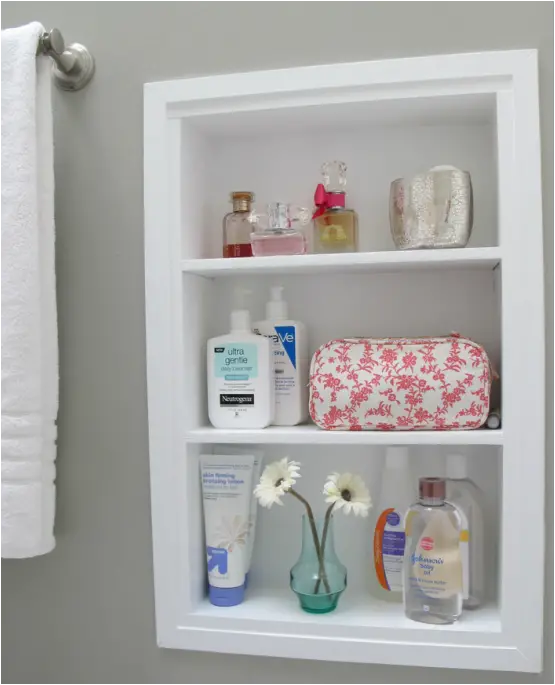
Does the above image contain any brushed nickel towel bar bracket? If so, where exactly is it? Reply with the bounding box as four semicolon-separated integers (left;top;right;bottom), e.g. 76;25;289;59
37;28;94;92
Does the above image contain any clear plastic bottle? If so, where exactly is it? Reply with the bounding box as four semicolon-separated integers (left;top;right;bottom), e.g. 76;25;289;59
446;453;485;609
404;477;463;625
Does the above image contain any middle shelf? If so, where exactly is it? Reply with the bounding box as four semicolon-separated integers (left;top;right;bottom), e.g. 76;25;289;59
186;426;504;445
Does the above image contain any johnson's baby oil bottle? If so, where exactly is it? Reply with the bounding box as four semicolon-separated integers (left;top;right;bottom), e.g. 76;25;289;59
404;477;463;625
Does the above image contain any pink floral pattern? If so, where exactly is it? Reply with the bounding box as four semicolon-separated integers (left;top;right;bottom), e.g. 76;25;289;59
309;335;492;431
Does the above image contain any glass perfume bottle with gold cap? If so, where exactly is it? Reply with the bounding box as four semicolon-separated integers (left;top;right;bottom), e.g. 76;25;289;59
312;161;359;253
223;191;255;258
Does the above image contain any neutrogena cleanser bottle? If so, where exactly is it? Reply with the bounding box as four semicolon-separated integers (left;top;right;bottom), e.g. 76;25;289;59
207;288;274;429
404;477;463;625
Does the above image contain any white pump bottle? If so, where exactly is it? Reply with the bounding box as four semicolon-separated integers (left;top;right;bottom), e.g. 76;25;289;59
254;286;308;426
207;288;274;429
445;453;485;609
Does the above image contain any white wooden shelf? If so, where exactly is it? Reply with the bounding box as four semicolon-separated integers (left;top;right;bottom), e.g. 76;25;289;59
191;589;501;634
145;50;545;672
187;425;504;446
182;247;501;277
177;591;507;669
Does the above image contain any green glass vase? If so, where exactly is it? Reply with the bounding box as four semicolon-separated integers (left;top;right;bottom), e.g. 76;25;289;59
290;514;347;614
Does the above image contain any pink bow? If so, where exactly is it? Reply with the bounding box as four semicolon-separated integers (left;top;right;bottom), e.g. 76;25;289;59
312;183;345;219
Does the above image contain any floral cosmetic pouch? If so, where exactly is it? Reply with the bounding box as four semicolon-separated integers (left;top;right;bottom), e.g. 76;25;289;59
309;334;494;431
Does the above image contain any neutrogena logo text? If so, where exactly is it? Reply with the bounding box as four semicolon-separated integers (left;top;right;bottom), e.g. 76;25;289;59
219;394;255;406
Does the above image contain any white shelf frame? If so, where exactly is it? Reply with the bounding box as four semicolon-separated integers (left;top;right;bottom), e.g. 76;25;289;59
144;50;544;672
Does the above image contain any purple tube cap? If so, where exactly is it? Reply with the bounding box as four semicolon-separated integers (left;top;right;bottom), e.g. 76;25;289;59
209;584;245;607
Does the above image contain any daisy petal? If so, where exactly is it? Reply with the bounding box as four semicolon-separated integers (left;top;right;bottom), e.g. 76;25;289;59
254;458;302;510
322;472;372;517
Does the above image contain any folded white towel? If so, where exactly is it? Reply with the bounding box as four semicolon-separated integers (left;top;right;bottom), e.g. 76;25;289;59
1;22;58;558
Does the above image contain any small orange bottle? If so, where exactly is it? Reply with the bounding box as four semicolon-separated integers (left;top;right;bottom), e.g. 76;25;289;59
223;191;254;258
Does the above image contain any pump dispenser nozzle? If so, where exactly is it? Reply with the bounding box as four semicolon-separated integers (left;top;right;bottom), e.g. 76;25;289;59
230;287;252;332
266;285;288;320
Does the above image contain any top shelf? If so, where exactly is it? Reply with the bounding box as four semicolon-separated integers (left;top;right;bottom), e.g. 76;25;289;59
181;247;501;277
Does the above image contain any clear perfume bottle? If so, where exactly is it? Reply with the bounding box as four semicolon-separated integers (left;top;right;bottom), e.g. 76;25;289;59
404;477;463;625
250;202;309;257
313;161;359;254
223;192;255;258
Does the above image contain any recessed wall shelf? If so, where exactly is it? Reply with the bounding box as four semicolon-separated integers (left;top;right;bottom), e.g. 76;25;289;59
144;50;544;672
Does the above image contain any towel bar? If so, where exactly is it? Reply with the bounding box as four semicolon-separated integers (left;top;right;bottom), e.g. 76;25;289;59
37;28;94;92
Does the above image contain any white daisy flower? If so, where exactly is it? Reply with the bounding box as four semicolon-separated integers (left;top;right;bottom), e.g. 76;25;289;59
323;472;372;517
254;457;301;508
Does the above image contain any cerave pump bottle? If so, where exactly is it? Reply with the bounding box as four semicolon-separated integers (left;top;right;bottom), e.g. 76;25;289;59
254;286;308;426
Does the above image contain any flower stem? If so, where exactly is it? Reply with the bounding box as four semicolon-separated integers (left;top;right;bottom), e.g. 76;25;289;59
313;502;335;594
288;488;331;594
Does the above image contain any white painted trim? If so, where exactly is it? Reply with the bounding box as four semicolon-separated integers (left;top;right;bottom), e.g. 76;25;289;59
144;49;534;102
144;96;183;646
160;627;532;673
497;51;545;673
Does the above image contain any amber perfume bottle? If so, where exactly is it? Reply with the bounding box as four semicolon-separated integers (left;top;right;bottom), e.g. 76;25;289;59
313;161;358;253
223;192;255;258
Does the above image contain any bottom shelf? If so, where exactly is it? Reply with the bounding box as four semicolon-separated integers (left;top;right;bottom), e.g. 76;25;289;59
166;588;514;669
189;588;501;635
190;590;501;637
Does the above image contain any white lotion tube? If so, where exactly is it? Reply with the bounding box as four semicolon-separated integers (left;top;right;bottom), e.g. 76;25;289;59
200;454;254;606
217;446;263;588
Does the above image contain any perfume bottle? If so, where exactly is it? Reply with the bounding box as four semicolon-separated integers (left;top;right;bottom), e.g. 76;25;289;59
313;161;358;253
223;192;255;258
250;202;309;257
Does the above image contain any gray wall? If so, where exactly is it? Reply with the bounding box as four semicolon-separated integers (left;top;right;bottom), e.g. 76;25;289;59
2;3;552;683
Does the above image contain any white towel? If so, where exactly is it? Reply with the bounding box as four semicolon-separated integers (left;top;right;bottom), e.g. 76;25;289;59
1;22;58;558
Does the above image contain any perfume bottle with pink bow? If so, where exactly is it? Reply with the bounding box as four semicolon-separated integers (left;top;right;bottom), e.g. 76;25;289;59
313;161;359;253
249;202;310;256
